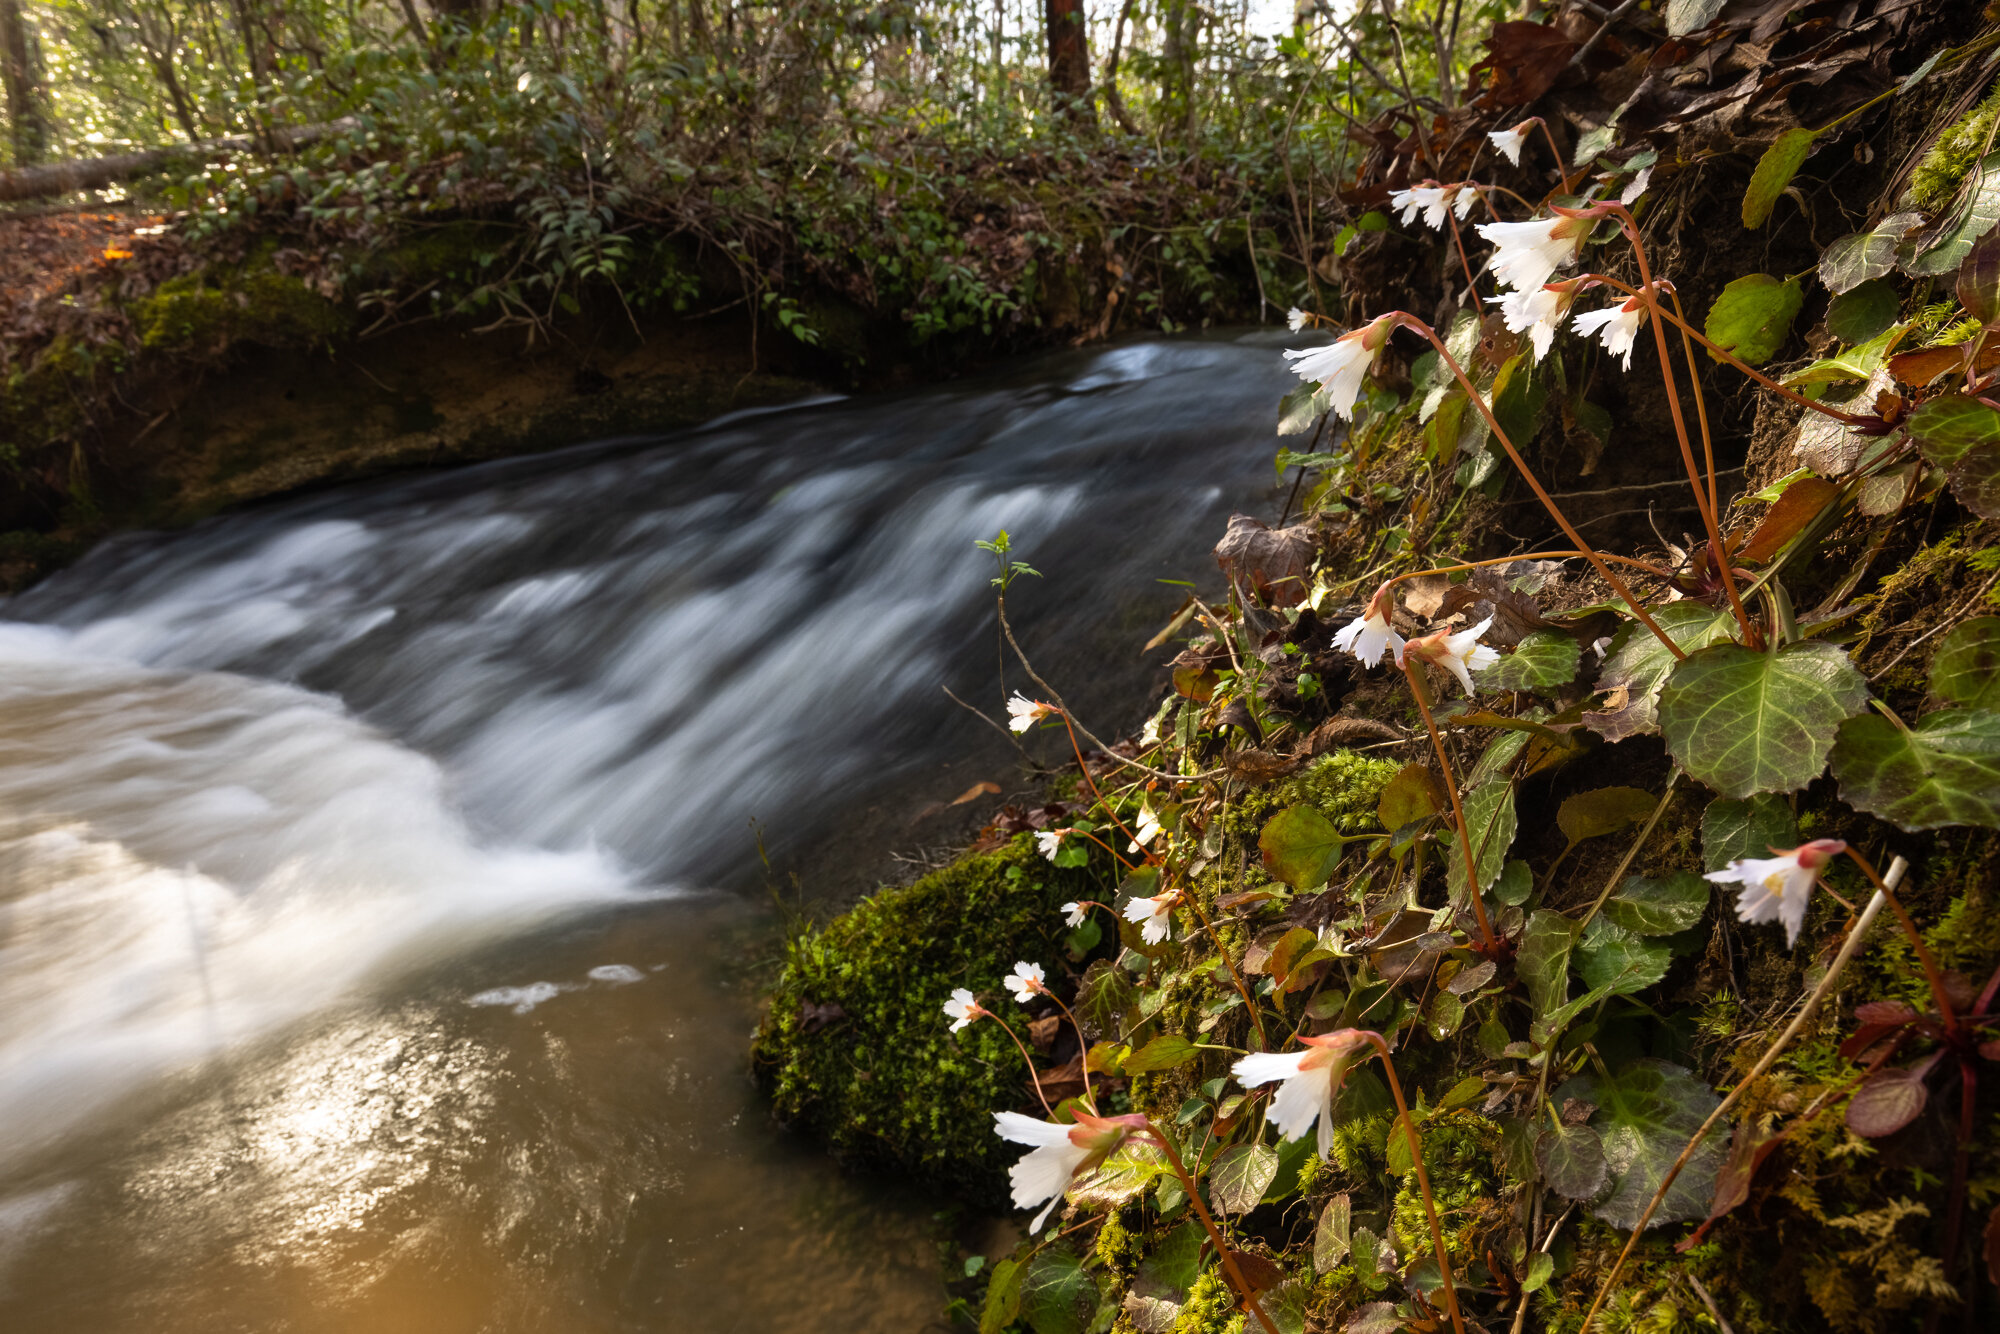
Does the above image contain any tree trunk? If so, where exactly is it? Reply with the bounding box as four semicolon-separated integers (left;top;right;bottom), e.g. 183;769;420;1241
0;117;351;202
1;0;52;165
1044;0;1091;120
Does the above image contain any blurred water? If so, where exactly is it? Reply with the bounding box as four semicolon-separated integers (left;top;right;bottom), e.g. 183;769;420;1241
0;332;1294;1331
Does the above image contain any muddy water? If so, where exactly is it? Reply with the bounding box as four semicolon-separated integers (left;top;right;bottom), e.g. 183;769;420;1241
0;333;1295;1331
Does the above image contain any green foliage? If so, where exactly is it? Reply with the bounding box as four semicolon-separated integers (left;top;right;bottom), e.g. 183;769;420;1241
1555;1060;1725;1231
1658;641;1871;797
1703;274;1803;366
751;835;1105;1203
1906;79;2000;212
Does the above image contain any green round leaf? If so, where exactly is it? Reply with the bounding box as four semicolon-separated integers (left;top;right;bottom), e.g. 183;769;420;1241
1535;1121;1609;1200
1583;602;1740;741
1557;786;1659;848
1705;274;1804;366
1021;1244;1099;1334
1820;212;1923;295
1576;915;1673;995
1312;1195;1353;1273
1209;1142;1280;1215
1658;641;1872;797
1946;441;2000;521
1701;793;1799;871
1907;394;2000;468
1826;279;1900;344
1829;708;2000;832
1480;629;1582;693
1930;617;2000;708
1516;909;1576;1020
1259;805;1346;891
1603;872;1710;936
1742;128;1816;230
1557;1059;1725;1230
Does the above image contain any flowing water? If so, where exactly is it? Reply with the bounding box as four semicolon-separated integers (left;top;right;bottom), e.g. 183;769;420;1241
0;333;1295;1332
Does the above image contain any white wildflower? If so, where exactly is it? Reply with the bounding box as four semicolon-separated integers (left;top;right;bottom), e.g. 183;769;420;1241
1127;801;1163;853
1060;901;1088;928
1571;295;1651;371
1474;215;1589;294
1287;306;1310;332
1332;581;1405;669
1488;280;1578;363
993;1110;1148;1232
1704;839;1846;949
1406;615;1501;697
1003;960;1047;1004
1035;828;1066;862
943;987;984;1033
1231;1030;1371;1159
1122;892;1176;946
1282;314;1394;421
1008;692;1056;733
1488;119;1535;166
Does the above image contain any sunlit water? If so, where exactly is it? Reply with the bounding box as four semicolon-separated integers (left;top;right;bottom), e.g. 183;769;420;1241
0;333;1295;1331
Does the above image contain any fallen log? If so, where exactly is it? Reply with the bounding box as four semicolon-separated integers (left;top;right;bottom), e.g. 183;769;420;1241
0;119;355;204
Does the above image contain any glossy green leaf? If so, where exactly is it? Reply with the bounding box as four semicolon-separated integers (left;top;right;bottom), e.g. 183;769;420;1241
1829;709;2000;832
1603;872;1711;935
1524;1252;1556;1294
1577;916;1673;995
1742;128;1816;230
1557;786;1659;848
1517;908;1575;1020
982;1257;1025;1334
1900;151;2000;277
1531;982;1616;1049
1209;1142;1280;1215
1259;805;1345;890
1705;274;1803;366
1384;1112;1421;1176
1658;641;1872;797
1376;762;1439;831
1480;629;1582;692
1491;353;1548;451
1444;780;1517;898
1701;793;1798;871
1124;1034;1202;1074
1021;1244;1098;1334
1825;279;1900;344
1492;859;1534;907
1930;617;2000;708
1780;322;1906;387
1583;601;1739;741
1077;958;1139;1038
1907;394;2000;467
1277;381;1328;436
1536;1121;1609;1199
1132;1222;1203;1301
1557;1059;1725;1230
1312;1194;1352;1272
1821;212;1923;294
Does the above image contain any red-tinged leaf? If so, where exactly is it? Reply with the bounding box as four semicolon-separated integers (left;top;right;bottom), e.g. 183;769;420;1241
1845;1066;1932;1137
1221;1247;1285;1292
1676;1120;1784;1252
1943;970;1977;1012
1839;1023;1910;1061
1979;1038;2000;1062
1345;1301;1402;1334
1218;887;1284;911
1958;231;2000;325
1737;477;1840;563
1854;1000;1919;1026
1889;343;1977;387
1173;665;1217;701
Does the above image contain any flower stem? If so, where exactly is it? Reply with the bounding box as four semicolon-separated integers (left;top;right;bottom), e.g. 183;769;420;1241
1060;711;1143;855
1141;1121;1283;1334
1361;1032;1467;1334
1176;884;1271;1047
1392;313;1684;660
1037;988;1097;1111
982;1010;1056;1116
1403;658;1499;949
1843;846;1955;1027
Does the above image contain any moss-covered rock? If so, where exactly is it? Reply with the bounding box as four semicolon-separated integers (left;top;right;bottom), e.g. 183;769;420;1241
752;834;1109;1204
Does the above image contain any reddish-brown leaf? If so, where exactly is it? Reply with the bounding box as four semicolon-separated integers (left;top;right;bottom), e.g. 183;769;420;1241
1845;1065;1932;1138
1676;1120;1784;1252
1214;513;1315;607
1737;478;1840;563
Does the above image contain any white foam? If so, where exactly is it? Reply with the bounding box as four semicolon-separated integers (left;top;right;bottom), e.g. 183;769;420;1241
587;964;644;985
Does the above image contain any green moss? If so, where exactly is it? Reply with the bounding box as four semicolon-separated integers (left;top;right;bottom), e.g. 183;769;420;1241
1906;78;2000;212
1389;1109;1499;1265
134;265;349;354
750;835;1107;1204
1170;1268;1245;1334
1225;749;1403;844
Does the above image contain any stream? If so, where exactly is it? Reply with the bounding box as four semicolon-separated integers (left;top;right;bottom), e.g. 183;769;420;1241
0;332;1295;1332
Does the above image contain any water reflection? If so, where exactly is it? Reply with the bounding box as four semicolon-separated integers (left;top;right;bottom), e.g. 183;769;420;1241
1;903;948;1333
